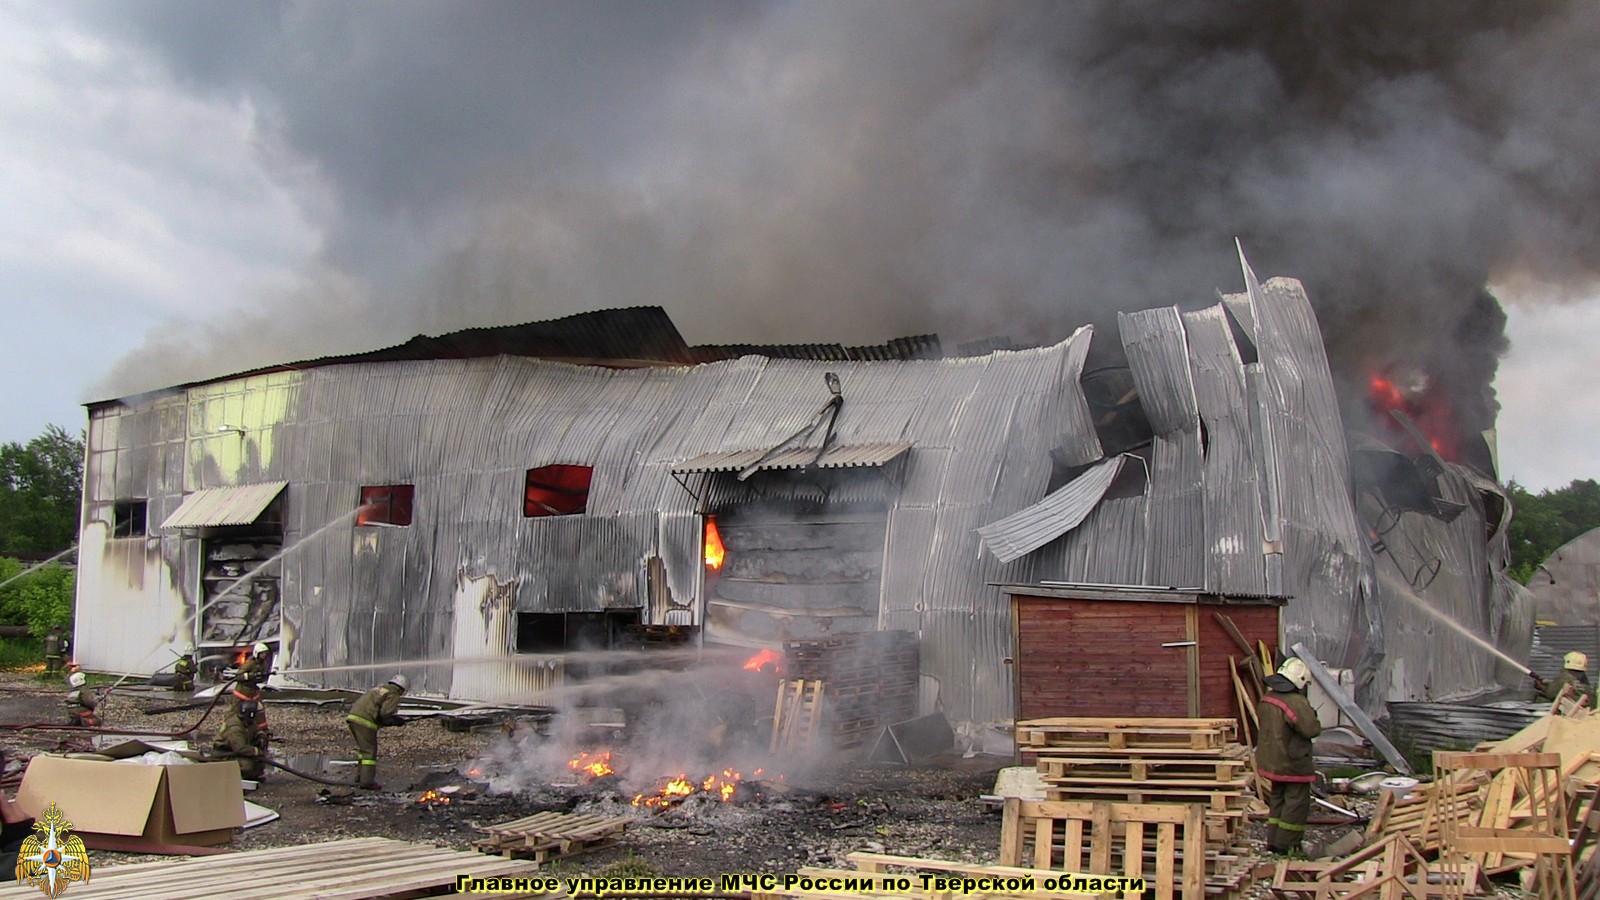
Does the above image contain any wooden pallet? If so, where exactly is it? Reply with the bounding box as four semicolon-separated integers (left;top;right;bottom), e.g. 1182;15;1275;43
999;798;1216;900
1271;834;1477;899
1037;754;1251;783
1431;751;1575;900
1018;718;1239;752
0;837;553;899
772;679;828;753
473;810;630;865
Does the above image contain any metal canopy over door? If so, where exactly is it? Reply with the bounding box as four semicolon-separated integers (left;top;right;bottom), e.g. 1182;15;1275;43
161;483;288;656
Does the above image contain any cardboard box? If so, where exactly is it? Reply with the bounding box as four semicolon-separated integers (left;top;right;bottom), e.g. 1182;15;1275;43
16;755;244;850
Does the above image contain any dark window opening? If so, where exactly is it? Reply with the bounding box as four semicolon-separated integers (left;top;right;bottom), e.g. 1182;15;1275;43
515;610;641;653
1079;367;1155;458
357;485;414;527
113;500;148;538
524;465;592;517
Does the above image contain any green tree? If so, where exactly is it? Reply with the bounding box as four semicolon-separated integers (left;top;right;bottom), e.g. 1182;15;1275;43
0;425;83;554
1507;479;1600;583
0;559;73;636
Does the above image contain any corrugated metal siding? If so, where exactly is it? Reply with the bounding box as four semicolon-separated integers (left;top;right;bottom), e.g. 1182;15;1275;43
1181;306;1268;596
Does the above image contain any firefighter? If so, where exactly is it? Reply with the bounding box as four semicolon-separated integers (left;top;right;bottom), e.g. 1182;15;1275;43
1536;651;1595;708
236;642;272;687
346;674;408;790
1256;657;1321;855
42;626;66;677
173;648;197;692
213;683;269;780
63;672;99;728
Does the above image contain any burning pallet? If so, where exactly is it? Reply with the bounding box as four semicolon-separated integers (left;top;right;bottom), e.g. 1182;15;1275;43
472;810;631;866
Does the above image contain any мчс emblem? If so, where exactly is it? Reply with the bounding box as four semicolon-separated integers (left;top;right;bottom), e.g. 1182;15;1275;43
15;803;90;897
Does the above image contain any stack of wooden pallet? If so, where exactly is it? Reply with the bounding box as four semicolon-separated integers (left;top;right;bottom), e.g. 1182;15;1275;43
1017;717;1255;849
783;631;919;750
473;810;631;866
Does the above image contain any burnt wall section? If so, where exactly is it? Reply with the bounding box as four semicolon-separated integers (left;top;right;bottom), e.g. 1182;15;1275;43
706;511;886;644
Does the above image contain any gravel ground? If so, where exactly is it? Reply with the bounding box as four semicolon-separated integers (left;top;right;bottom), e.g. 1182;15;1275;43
0;673;1534;896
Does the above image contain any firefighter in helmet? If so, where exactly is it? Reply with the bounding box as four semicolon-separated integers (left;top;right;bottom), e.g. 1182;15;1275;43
64;672;99;728
213;681;269;780
172;648;197;693
1256;657;1321;855
346;674;408;790
236;642;272;688
1536;651;1595;708
43;626;66;677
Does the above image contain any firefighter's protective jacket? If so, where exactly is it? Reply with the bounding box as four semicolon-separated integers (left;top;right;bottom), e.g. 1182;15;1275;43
347;684;403;730
1255;674;1321;782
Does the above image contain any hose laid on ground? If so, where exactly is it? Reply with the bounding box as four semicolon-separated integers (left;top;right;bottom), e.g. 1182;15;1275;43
257;757;359;788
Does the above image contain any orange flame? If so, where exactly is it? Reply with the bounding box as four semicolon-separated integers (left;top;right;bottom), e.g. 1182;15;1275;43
704;518;725;570
234;650;249;666
743;649;780;672
630;769;754;807
567;750;615;779
418;789;452;805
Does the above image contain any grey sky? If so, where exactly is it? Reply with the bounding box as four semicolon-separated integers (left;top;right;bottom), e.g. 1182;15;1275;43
1;1;1597;490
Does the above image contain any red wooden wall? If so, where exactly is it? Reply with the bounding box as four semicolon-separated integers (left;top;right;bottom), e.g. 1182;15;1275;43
1013;595;1280;722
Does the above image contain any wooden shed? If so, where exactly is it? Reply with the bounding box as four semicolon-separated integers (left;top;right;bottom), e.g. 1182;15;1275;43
1002;583;1283;722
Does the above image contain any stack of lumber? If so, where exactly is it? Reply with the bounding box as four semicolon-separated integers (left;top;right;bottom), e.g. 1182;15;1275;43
473;810;631;866
0;837;554;900
1000;797;1255;900
783;631;918;750
1017;717;1255;848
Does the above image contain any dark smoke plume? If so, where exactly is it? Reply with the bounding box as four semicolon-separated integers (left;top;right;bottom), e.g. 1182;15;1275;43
88;1;1600;454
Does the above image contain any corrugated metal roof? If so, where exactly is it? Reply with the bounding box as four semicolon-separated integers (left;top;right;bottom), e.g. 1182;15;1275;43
977;456;1123;564
672;442;913;474
160;482;287;529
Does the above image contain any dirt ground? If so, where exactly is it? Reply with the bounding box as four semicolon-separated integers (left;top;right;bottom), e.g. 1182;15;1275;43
0;671;1012;879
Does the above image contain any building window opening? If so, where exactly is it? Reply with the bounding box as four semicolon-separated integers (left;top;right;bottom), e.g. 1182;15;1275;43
515;610;641;653
112;500;148;538
357;485;414;527
524;465;592;517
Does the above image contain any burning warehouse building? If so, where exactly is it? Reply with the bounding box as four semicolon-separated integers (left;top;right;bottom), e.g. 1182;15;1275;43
73;254;1530;733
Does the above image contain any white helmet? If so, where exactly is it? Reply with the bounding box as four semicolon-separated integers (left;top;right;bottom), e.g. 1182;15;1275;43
1277;657;1311;691
68;672;86;688
388;674;409;692
252;642;270;656
1567;651;1589;671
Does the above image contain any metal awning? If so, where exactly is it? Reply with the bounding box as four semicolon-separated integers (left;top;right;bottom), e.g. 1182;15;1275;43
160;482;287;530
673;442;912;474
977;456;1124;563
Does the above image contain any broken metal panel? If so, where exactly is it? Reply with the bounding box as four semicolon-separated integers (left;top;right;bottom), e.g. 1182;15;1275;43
1119;308;1199;435
1181;305;1269;595
1052;326;1104;467
1235;270;1364;675
1387;701;1546;754
977;456;1123;564
1120;308;1205;589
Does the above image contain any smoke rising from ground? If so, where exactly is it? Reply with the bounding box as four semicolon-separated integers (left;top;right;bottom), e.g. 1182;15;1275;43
82;2;1600;444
